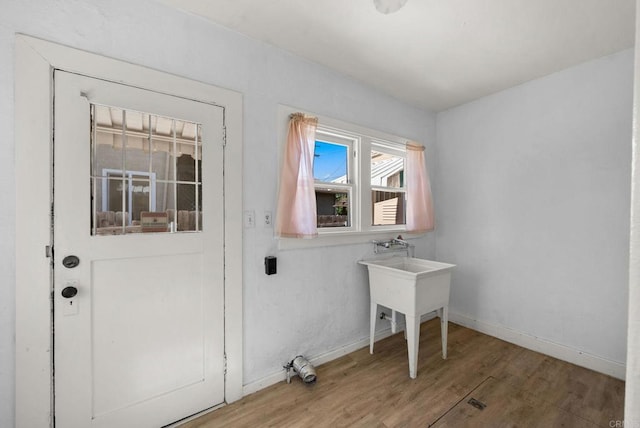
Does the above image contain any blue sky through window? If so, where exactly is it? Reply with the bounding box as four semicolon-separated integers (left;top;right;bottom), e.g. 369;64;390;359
314;140;347;182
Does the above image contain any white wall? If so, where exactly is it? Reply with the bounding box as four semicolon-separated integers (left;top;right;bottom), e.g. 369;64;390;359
625;0;640;423
436;49;633;372
0;1;436;426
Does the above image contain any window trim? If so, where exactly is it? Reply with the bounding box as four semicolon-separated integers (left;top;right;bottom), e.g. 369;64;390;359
277;105;423;249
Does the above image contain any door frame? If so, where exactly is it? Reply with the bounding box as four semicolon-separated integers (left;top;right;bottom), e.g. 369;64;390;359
15;35;243;427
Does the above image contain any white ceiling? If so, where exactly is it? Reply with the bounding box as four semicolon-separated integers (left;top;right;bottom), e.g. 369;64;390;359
159;0;636;112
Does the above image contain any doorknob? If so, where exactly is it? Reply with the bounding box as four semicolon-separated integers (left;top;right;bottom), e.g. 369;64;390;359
61;286;78;298
62;255;80;269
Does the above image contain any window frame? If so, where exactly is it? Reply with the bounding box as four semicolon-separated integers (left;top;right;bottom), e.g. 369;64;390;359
368;141;407;228
313;128;357;233
278;106;419;249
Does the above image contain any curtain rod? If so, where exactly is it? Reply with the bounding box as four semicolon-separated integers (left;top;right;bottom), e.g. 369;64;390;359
289;112;318;121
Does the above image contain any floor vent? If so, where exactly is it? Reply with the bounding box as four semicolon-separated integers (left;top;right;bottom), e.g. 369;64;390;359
467;398;487;410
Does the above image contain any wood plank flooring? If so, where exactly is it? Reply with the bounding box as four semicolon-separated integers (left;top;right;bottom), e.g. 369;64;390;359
181;319;625;427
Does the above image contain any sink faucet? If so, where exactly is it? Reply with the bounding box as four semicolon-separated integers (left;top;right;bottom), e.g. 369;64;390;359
392;235;409;246
372;235;413;255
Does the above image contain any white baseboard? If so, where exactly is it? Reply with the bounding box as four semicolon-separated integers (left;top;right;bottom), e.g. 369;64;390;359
242;312;436;396
241;334;382;397
242;311;625;398
448;311;626;380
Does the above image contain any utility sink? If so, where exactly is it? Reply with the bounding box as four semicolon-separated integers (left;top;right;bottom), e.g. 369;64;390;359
359;257;455;379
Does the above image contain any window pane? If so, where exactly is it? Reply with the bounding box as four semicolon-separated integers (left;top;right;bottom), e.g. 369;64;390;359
122;110;149;172
106;174;125;214
315;188;350;228
371;150;404;188
314;141;348;183
91;104;203;235
154;181;176;231
93;106;124;177
93;178;117;234
130;176;152;225
176;183;202;231
372;190;405;226
154;181;173;215
93;177;130;236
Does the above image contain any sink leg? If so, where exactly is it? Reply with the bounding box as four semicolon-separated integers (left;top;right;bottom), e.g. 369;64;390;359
406;314;420;379
370;300;377;354
440;306;448;359
391;310;397;334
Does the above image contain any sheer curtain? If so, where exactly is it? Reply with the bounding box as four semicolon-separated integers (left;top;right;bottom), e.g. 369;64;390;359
275;113;318;238
406;142;434;233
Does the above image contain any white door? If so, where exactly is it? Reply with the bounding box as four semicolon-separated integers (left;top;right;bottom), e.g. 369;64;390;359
53;71;226;428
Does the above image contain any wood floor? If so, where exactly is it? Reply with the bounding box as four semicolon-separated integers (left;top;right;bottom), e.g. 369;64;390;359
181;319;625;427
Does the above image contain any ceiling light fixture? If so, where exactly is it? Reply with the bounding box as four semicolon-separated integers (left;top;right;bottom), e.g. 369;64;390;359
374;0;408;14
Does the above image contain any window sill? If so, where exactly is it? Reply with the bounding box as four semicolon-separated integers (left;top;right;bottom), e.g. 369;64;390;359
277;228;425;250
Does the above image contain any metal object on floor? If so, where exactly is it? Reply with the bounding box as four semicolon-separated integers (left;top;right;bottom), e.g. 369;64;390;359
284;355;317;384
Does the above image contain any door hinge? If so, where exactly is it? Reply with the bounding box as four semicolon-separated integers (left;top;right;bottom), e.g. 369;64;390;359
222;126;227;147
45;245;52;258
224;353;227;376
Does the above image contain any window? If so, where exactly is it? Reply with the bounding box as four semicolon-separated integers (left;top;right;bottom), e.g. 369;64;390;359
279;106;410;244
313;131;355;229
370;143;406;226
90;104;203;235
312;128;406;234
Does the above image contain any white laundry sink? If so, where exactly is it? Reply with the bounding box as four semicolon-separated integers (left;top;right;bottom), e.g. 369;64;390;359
359;257;455;379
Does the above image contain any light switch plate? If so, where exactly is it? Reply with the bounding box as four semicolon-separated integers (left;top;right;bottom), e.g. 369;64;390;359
244;210;255;228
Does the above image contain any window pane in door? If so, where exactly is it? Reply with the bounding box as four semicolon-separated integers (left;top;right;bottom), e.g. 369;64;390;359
93;178;112;234
91;104;203;235
106;174;125;214
92;106;125;176
130;176;152;225
176;183;202;231
92;177;129;236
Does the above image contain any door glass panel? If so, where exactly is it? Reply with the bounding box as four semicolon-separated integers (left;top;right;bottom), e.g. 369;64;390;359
176;183;202;231
130;176;152;225
91;104;203;235
93;178;120;235
93;106;125;176
106;174;125;214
